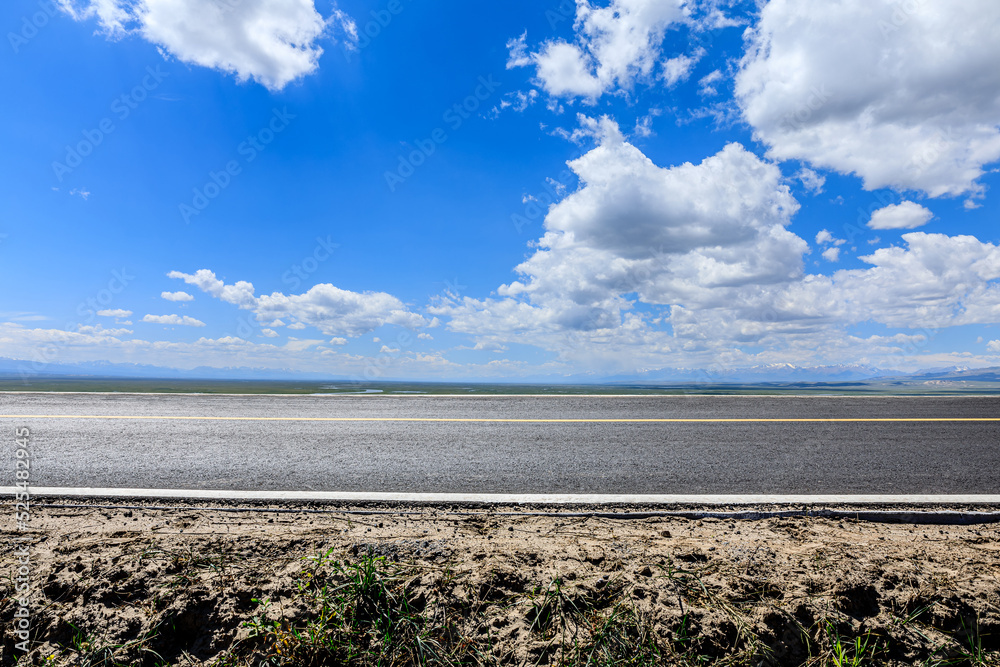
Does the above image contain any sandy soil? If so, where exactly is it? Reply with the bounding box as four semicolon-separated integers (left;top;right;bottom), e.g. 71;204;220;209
2;501;999;665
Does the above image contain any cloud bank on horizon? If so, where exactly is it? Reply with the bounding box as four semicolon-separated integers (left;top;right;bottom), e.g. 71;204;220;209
3;0;1000;379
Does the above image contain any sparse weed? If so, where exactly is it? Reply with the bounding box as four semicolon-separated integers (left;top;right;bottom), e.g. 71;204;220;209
61;622;165;667
805;621;884;667
232;550;463;665
21;525;1000;667
954;616;992;666
528;577;582;638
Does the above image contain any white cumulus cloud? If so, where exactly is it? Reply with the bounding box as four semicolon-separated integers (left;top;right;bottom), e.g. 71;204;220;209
97;308;132;318
432;125;809;364
255;285;427;337
430;125;1000;371
796;168;825;194
815;230;845;246
508;0;688;101
168;270;257;308
142;314;206;327
736;0;1000;197
77;324;132;337
697;69;723;97
868;201;934;230
169;269;427;338
161;290;194;302
662;47;705;87
803;233;1000;328
58;0;357;90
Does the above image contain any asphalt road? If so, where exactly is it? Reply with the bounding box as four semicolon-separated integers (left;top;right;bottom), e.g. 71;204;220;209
3;393;999;494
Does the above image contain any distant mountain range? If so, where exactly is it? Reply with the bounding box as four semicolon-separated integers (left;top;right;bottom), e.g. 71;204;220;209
598;363;904;384
0;357;343;381
601;364;1000;385
877;366;1000;384
1;355;998;385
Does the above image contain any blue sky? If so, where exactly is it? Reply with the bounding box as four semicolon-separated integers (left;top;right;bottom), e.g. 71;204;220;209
2;0;1000;380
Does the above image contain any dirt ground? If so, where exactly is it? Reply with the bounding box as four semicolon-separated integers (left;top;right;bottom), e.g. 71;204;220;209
2;501;999;666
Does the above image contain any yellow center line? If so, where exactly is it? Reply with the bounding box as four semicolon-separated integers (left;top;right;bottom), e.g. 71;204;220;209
1;415;999;423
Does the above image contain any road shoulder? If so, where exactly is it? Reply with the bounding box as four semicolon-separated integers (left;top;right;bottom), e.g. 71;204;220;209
4;501;998;665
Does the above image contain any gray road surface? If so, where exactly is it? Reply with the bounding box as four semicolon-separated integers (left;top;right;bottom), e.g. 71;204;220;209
2;393;999;494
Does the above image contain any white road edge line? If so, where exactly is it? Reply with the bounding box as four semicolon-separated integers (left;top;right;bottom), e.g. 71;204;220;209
4;487;1000;504
2;392;996;398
